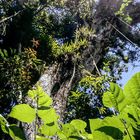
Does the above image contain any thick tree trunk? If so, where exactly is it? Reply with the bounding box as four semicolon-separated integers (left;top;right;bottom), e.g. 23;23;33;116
21;9;114;140
39;39;104;122
22;37;110;140
39;61;76;121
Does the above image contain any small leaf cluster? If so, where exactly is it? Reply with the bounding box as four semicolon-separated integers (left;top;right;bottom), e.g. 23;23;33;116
51;37;87;58
116;0;132;23
65;75;109;122
0;48;44;114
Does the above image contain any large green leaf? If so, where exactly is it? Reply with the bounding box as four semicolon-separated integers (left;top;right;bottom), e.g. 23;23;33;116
119;104;140;139
103;91;118;110
0;114;9;134
38;108;58;123
9;125;26;140
124;72;140;108
70;119;86;131
28;86;52;107
0;115;26;140
38;94;52;107
121;104;140;124
39;122;59;136
89;118;102;133
110;83;125;110
9;104;36;123
90;116;124;139
92;131;113;140
57;130;68;139
103;83;125;112
59;123;78;138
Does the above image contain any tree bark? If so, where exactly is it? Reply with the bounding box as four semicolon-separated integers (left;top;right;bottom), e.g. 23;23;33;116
21;2;116;138
22;19;114;139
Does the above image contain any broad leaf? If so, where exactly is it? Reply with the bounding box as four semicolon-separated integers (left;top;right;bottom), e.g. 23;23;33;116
119;104;140;138
70;119;86;131
28;86;52;107
89;119;102;133
103;83;125;112
96;126;123;139
0;115;26;140
39;122;58;136
0;114;9;134
57;131;67;139
92;131;113;140
60;123;77;138
103;91;118;110
38;108;58;123
9;125;26;140
122;104;140;123
38;94;52;107
90;117;124;139
124;72;140;108
87;134;94;140
110;83;125;110
9;104;36;123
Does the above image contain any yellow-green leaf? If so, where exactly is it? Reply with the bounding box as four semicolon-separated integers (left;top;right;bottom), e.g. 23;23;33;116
9;104;36;123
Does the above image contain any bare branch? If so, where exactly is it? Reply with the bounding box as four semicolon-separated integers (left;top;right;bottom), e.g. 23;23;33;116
117;17;133;30
67;63;76;89
34;4;48;16
108;22;137;47
93;59;101;76
0;10;23;24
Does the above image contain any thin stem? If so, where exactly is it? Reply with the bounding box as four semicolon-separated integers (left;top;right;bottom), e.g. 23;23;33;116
121;119;133;140
117;17;133;30
67;63;76;90
93;59;101;76
108;22;136;47
0;10;23;24
34;95;39;140
34;4;48;16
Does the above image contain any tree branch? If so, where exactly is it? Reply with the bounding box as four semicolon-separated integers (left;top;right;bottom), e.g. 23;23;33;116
67;63;76;90
93;59;101;76
108;21;137;47
34;4;48;16
0;10;23;24
117;17;133;30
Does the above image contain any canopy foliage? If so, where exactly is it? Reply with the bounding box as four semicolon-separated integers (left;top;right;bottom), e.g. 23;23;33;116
0;0;140;139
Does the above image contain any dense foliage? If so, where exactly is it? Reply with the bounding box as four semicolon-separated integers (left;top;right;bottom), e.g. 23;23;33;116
0;0;140;139
0;72;140;140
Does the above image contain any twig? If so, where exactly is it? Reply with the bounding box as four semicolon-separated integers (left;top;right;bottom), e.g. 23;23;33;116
89;53;101;76
117;17;133;30
34;4;48;16
34;95;39;140
93;59;101;76
0;10;23;24
120;119;133;140
108;22;136;47
117;16;140;33
67;63;76;89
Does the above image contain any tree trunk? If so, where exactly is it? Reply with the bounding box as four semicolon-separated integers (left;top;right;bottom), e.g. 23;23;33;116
22;9;114;140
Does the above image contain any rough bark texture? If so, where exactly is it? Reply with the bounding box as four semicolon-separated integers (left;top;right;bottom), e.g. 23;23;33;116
39;61;75;121
22;121;36;140
39;22;112;121
21;18;114;140
21;1;117;139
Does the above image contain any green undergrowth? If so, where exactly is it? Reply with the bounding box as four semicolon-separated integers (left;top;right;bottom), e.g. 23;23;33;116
0;72;140;139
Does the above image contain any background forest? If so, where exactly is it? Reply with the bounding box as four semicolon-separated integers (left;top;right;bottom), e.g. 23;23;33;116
0;0;140;139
